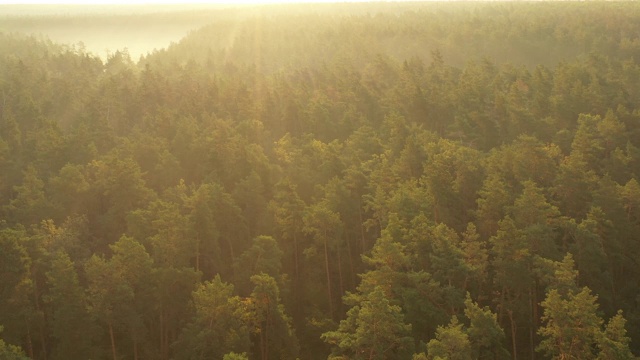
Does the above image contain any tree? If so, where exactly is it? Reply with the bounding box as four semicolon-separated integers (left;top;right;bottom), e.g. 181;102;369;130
234;235;284;296
537;255;635;360
463;295;509;360
510;180;560;259
84;253;125;360
189;182;247;278
0;227;38;358
45;251;93;360
269;179;306;309
452;59;499;149
553;153;597;219
489;216;532;358
597;311;635;360
184;182;223;276
420;295;507;360
422;49;456;136
359;220;446;341
5;165;51;225
426;316;472;360
359;225;410;298
303;200;343;319
147;199;196;268
475;174;512;239
233;171;269;238
248;273;299;360
566;209;614;312
425;223;471;311
84;154;156;248
597;110;627;156
85;235;153;360
571;114;604;172
173;276;251;360
460;223;489;297
323;286;413;360
620;178;640;224
422;139;484;229
151;266;201;360
0;326;29;360
537;287;603;360
40;214;92;261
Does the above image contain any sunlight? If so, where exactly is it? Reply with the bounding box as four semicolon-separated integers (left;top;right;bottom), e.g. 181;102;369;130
2;2;640;359
1;0;374;4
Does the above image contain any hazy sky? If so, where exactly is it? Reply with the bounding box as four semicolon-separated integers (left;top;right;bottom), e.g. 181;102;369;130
1;0;385;4
0;0;414;59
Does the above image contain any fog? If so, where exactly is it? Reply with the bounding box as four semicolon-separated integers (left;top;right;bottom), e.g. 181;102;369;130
0;5;235;61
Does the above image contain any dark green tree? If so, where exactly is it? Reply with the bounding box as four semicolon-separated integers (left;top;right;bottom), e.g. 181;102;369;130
45;251;93;359
173;275;251;360
426;316;472;360
323;286;413;360
248;273;299;360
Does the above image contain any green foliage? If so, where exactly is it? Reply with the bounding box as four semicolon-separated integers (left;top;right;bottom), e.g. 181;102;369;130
85;235;154;360
537;287;603;360
463;295;509;360
597;311;635;360
248;273;299;360
2;2;640;359
223;352;249;360
537;259;635;360
0;326;29;360
416;295;507;360
235;235;284;295
0;227;34;348
323;286;414;360
173;276;251;359
426;317;472;360
45;251;93;359
5;166;51;225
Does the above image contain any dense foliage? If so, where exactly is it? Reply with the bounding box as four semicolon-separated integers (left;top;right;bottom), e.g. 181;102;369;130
1;2;640;359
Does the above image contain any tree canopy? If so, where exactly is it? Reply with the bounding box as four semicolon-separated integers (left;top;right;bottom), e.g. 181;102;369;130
1;2;640;359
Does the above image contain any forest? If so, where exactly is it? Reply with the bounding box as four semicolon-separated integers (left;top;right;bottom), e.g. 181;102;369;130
1;2;640;359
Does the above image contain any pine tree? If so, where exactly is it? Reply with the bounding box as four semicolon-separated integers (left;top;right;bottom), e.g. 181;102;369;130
323;286;413;360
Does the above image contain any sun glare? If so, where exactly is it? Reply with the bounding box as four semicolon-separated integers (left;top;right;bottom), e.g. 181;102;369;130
1;0;374;4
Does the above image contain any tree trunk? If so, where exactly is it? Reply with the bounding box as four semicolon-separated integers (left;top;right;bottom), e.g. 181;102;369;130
358;201;366;253
26;327;34;359
265;307;270;360
40;328;48;360
323;232;333;319
346;233;356;290
160;310;167;360
133;336;138;360
163;309;170;360
292;225;302;323
529;286;535;360
226;237;236;279
508;309;517;360
195;233;200;273
293;219;300;281
32;268;48;360
337;243;344;315
259;308;270;360
260;329;267;360
368;317;377;360
109;322;117;360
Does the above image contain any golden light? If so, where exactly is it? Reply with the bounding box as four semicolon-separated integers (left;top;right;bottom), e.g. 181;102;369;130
1;0;375;4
